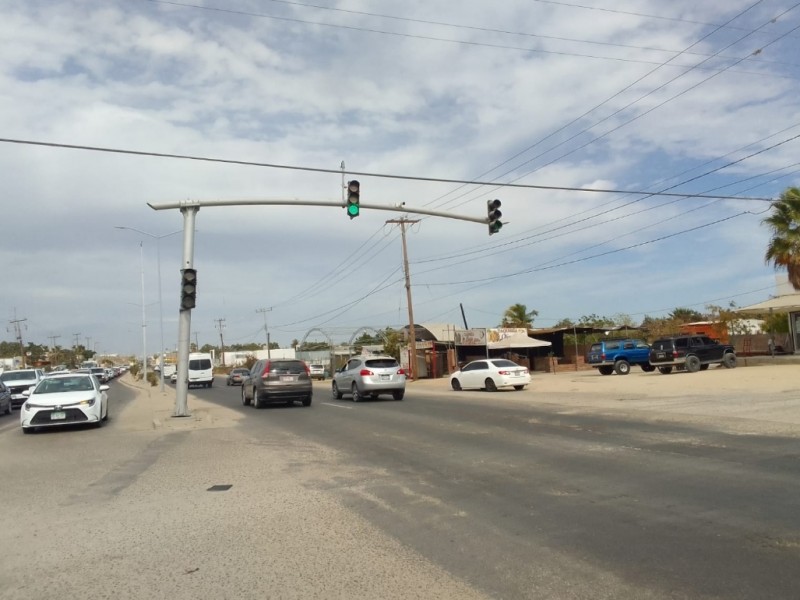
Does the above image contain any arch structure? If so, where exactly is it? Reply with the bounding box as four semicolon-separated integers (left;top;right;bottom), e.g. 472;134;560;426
299;328;333;349
347;327;388;347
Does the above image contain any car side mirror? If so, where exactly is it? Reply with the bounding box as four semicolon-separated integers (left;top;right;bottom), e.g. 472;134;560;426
100;385;110;391
22;389;31;397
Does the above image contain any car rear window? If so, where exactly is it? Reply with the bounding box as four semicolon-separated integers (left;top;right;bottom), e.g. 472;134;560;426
268;361;306;374
189;359;212;370
365;359;399;369
590;343;602;352
651;340;672;351
491;360;518;368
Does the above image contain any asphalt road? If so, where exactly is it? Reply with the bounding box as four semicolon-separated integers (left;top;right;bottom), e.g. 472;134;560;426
190;378;800;600
2;375;799;599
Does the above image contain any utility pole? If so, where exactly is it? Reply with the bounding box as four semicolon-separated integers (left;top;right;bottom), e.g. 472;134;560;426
215;318;226;366
9;312;27;368
386;218;419;379
48;335;61;367
256;308;272;359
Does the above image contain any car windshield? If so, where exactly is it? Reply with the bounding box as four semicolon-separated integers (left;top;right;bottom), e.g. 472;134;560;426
1;371;36;381
35;376;94;393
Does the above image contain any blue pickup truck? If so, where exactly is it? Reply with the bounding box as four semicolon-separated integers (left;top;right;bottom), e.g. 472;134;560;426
586;338;655;375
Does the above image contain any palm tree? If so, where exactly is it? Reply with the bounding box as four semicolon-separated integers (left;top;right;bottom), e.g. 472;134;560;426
764;187;800;289
501;303;538;328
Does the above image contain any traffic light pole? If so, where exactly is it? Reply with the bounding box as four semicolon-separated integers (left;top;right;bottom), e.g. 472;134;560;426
174;204;198;418
149;197;498;416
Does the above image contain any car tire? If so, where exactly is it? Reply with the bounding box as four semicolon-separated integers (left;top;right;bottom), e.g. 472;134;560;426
451;379;462;391
3;402;10;415
658;366;673;374
598;366;614;376
722;353;736;369
102;403;109;422
641;364;655;372
392;390;404;401
685;355;701;373
332;382;343;400
303;395;312;407
352;384;362;402
700;364;709;371
242;387;251;406
614;360;631;375
22;427;33;434
513;385;525;391
485;378;498;392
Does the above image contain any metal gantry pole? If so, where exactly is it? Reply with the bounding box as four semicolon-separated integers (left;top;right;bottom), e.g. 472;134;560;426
174;204;199;417
156;236;165;392
140;242;147;386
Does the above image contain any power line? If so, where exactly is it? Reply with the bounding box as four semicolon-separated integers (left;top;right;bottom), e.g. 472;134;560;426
0;137;775;201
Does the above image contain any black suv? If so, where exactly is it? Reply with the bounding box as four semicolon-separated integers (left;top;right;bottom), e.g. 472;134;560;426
648;335;736;374
586;338;654;375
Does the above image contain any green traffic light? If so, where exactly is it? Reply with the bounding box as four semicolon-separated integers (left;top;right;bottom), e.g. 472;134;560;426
347;203;360;217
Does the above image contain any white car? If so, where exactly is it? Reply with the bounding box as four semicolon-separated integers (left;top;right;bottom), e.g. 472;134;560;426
450;359;531;392
20;373;109;434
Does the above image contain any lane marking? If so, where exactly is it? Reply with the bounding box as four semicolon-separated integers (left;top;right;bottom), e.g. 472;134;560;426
320;402;353;409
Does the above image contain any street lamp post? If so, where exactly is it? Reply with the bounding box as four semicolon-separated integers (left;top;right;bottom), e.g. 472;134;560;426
115;226;182;393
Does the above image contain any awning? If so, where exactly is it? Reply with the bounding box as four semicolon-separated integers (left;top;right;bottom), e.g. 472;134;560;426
488;332;552;349
734;293;800;315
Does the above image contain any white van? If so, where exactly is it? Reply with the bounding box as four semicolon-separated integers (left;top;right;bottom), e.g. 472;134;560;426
188;353;214;388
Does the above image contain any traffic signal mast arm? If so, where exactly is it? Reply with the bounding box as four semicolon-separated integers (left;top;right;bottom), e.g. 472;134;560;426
148;198;496;226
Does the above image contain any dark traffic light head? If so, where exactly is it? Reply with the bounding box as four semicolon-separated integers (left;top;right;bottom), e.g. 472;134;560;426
487;199;502;235
180;268;197;310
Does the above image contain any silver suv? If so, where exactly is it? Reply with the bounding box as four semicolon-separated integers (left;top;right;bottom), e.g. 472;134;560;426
332;355;406;402
241;359;312;408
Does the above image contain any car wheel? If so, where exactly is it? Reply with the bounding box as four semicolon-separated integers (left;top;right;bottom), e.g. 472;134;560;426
723;353;736;369
700;364;709;371
102;402;109;421
641;364;655;372
598;366;614;376
451;379;462;391
658;366;673;374
253;391;262;409
302;395;312;407
352;384;362;402
513;385;525;391
614;360;631;375
241;387;251;406
392;390;404;401
485;378;498;392
332;382;343;400
3;401;10;415
685;355;701;373
22;427;33;434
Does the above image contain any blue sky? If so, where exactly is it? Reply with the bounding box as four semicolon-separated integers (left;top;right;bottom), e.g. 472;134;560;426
1;0;799;356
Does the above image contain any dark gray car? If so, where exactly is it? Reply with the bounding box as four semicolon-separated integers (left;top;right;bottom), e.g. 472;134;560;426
0;382;11;415
241;359;312;407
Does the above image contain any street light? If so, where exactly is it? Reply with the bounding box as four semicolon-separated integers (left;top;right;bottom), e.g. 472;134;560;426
115;226;182;392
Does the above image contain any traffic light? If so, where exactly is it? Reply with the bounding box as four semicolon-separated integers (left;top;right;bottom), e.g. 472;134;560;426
180;268;197;310
346;180;360;219
487;199;502;235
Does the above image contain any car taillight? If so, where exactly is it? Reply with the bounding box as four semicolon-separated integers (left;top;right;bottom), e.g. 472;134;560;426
360;369;374;376
261;361;272;377
498;370;511;375
672;351;679;358
397;369;405;375
601;353;606;360
304;364;310;375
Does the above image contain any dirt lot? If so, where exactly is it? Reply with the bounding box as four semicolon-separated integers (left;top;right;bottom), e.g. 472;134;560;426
411;360;800;436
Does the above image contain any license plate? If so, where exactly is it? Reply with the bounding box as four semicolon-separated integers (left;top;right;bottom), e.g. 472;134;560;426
380;374;390;381
280;376;296;382
50;411;66;420
656;352;665;359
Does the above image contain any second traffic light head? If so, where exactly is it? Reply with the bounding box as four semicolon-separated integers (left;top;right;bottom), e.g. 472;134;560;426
180;268;197;310
347;180;360;219
487;199;503;235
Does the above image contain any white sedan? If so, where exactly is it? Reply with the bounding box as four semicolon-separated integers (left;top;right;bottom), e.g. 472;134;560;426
450;359;531;392
20;373;109;433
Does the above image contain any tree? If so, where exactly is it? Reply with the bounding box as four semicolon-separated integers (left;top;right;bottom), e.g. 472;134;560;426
764;186;800;289
501;303;538;328
669;307;705;323
382;328;403;360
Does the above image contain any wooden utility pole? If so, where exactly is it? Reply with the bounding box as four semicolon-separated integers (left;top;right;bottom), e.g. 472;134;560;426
386;218;419;379
215;318;226;366
9;313;27;367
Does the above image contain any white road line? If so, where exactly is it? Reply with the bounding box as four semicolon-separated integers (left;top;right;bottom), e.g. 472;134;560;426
320;402;353;409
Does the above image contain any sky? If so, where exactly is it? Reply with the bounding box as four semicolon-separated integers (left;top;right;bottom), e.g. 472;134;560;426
2;0;800;358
